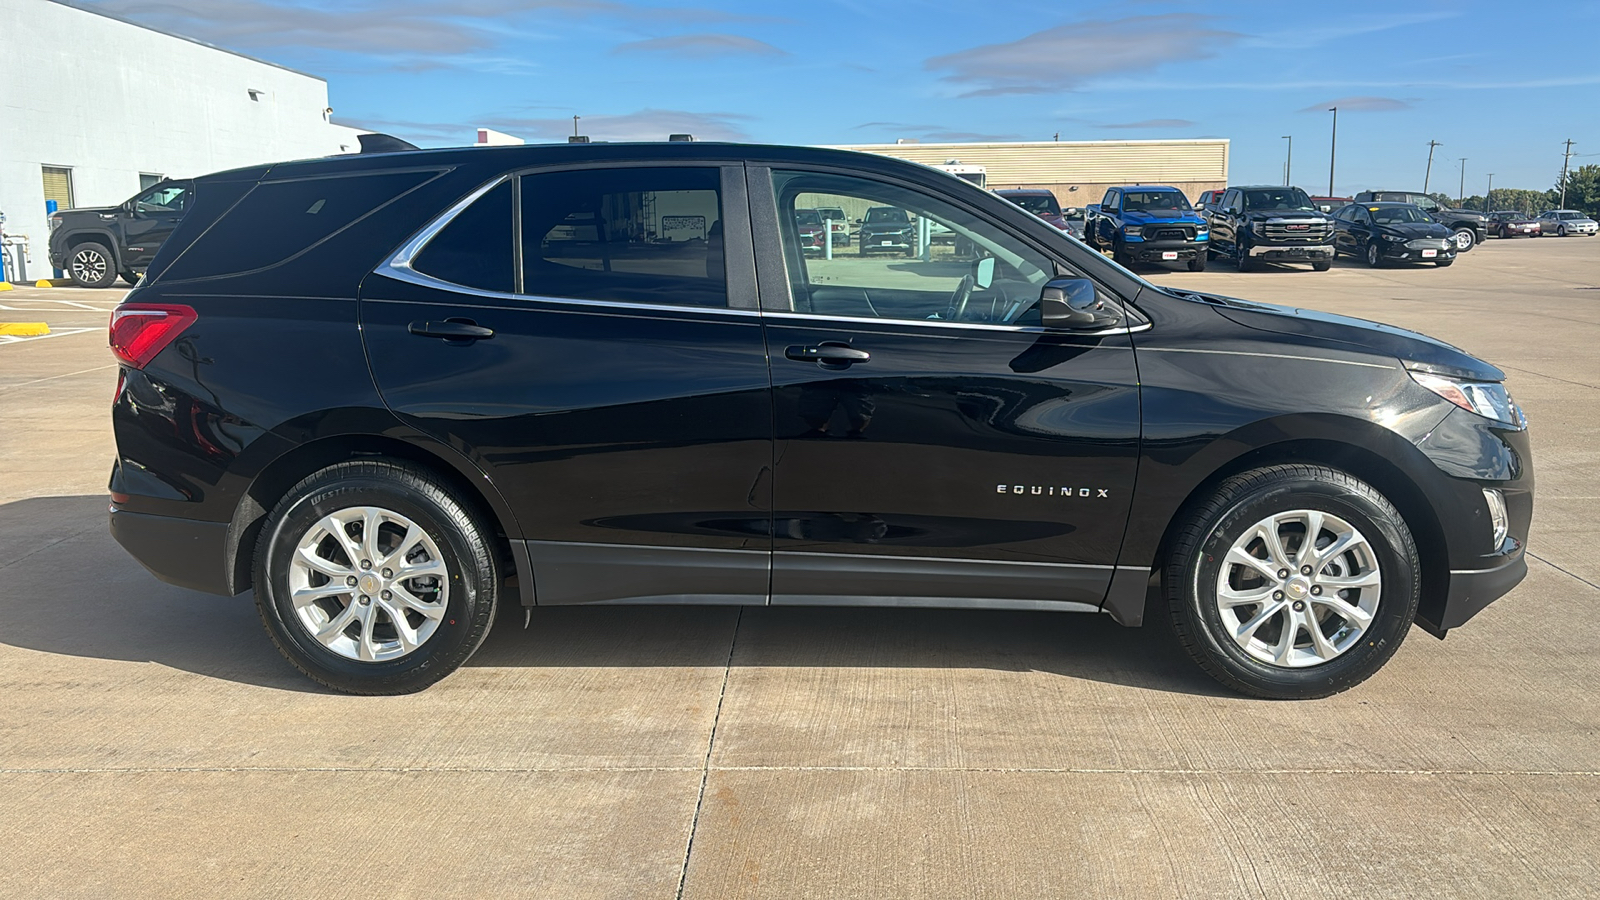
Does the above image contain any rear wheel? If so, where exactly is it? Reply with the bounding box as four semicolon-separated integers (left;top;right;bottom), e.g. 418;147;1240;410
1166;465;1420;699
1452;227;1476;252
67;242;118;288
253;459;500;695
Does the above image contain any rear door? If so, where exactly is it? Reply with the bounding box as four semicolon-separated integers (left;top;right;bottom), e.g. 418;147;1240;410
361;163;773;605
751;165;1141;609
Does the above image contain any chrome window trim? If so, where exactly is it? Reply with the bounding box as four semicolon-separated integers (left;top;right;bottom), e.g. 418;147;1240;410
372;269;765;319
761;309;1149;337
385;175;508;274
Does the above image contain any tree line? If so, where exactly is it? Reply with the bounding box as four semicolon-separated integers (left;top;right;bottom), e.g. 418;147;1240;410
1424;164;1600;215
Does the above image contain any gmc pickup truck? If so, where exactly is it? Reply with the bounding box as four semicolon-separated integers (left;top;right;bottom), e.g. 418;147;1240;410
1085;185;1208;271
1203;185;1334;272
47;179;193;288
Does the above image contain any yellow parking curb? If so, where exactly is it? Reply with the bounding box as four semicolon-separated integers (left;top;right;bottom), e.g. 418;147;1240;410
0;282;12;292
0;322;51;336
33;278;75;288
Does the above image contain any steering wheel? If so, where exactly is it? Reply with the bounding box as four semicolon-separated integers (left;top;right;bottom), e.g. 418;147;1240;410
943;274;976;322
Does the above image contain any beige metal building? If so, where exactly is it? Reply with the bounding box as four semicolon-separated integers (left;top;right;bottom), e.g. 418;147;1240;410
832;139;1229;210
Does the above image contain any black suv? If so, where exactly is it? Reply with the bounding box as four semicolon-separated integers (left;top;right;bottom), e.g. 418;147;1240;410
1351;191;1488;252
48;180;194;288
108;139;1533;699
1204;186;1335;271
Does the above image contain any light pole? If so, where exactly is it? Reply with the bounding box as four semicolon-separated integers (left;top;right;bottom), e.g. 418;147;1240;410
1282;135;1293;186
1327;107;1338;197
1457;158;1467;206
1423;140;1442;194
1485;173;1494;214
1560;139;1575;208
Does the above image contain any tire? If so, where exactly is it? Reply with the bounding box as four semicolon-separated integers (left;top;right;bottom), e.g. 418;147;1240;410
1559;226;1568;237
1165;465;1420;699
1365;242;1383;268
1435;259;1454;267
1452;228;1476;252
67;241;118;288
1312;260;1331;272
1187;255;1207;272
1236;248;1256;272
253;459;501;695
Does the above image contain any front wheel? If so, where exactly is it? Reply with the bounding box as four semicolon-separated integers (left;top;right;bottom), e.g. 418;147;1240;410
253;459;501;695
1312;260;1332;272
1435;259;1454;267
1165;465;1420;699
1187;255;1207;272
1365;242;1383;268
1559;226;1568;237
67;242;118;288
1236;248;1256;272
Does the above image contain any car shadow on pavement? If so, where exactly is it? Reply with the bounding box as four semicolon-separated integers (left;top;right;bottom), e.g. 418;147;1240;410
0;495;1226;698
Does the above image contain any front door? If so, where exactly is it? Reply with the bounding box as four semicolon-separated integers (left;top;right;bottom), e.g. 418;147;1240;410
123;181;192;269
362;164;773;606
752;167;1141;609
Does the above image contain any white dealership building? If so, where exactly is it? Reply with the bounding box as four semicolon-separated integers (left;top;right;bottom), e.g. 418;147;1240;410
0;0;365;280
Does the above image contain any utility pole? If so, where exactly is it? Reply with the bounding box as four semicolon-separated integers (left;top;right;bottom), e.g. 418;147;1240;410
573;115;580;137
1327;107;1338;197
1282;135;1293;186
1559;139;1576;207
1458;158;1468;206
1423;140;1442;194
1485;173;1494;214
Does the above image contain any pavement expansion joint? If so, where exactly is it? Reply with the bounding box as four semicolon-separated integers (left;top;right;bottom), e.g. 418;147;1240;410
674;606;741;900
1528;552;1600;591
4;765;1597;778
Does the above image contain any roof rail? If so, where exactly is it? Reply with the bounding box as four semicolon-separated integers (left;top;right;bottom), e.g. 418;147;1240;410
358;133;421;154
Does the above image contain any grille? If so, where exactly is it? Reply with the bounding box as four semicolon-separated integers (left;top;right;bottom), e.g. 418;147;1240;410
1260;219;1332;242
1147;226;1195;241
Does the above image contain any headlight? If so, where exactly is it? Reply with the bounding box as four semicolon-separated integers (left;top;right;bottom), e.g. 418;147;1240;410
1383;234;1407;242
1123;225;1142;236
1409;370;1525;427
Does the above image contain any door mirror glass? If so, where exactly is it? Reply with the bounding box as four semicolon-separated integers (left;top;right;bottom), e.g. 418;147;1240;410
974;257;995;290
1039;278;1119;330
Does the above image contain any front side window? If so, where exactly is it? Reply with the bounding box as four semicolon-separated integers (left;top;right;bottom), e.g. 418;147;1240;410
771;169;1057;325
136;184;190;214
520;166;725;308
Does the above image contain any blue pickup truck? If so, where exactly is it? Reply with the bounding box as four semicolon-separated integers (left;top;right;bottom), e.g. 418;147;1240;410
1085;185;1209;271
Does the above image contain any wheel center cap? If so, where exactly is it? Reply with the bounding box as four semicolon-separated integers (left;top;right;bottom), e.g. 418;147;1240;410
359;573;382;595
1285;577;1310;600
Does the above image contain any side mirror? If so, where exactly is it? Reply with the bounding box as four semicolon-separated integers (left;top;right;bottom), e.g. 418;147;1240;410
122;199;137;213
852;218;863;225
1039;278;1119;331
973;257;995;289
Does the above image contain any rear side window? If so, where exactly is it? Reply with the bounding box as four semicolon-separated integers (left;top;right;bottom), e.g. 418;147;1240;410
413;181;514;293
520;167;725;308
161;169;439;281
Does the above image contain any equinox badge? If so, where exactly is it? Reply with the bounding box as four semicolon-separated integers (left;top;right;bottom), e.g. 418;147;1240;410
998;485;1110;498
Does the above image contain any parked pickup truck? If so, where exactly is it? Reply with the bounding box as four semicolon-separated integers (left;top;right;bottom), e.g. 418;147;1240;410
1204;185;1334;272
47;179;193;288
1085;185;1208;271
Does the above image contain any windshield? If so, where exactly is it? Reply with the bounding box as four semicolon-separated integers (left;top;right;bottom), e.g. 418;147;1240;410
1006;194;1061;216
794;209;822;226
815;207;845;220
864;207;908;224
1244;188;1315;212
1371;206;1432;224
1122;190;1191;211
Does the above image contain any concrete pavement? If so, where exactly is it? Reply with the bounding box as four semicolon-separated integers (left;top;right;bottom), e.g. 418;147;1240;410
2;239;1598;898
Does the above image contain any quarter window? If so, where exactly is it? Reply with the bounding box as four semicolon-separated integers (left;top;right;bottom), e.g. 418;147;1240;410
770;169;1058;325
413;180;514;293
519;167;726;308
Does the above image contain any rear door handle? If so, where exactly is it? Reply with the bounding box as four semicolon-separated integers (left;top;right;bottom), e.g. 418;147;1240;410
408;319;494;341
786;342;870;367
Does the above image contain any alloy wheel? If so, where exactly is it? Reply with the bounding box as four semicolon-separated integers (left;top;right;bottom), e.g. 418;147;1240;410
71;248;108;283
287;506;450;662
1214;509;1382;668
1453;229;1475;251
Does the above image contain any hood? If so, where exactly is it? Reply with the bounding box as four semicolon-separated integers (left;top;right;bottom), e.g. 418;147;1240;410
1443;207;1488;221
1175;290;1504;382
54;205;122;219
1033;212;1068;228
1381;222;1452;240
1124;208;1205;225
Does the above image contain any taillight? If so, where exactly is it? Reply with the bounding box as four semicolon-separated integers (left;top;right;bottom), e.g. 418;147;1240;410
109;304;197;369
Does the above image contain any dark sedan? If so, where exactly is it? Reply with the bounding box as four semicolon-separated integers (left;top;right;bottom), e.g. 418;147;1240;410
1332;203;1457;267
1489;211;1541;238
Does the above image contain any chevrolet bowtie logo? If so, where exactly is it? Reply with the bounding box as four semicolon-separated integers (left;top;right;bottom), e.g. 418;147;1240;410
998;485;1110;498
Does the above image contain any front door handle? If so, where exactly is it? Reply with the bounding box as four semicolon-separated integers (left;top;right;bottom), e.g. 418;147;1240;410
408;318;494;342
786;342;870;367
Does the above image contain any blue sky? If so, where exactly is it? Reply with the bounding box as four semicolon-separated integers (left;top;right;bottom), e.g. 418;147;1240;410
75;0;1600;195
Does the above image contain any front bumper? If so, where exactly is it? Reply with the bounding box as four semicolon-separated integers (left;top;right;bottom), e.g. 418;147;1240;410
1125;239;1205;262
1380;239;1457;263
1417;550;1527;637
1248;243;1334;260
860;234;913;251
